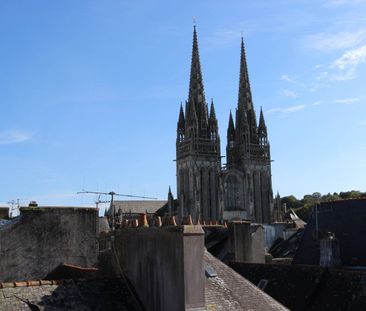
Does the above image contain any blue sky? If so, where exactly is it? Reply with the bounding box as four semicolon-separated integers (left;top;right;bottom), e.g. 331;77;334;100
1;0;365;209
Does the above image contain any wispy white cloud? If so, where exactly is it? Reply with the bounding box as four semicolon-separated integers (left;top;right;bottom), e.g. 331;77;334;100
330;44;366;80
280;74;305;87
333;97;360;105
282;89;298;98
0;130;33;145
315;44;366;81
315;71;330;80
303;30;366;52
312;100;324;106
267;104;306;114
283;105;306;113
281;74;294;83
266;96;359;116
309;98;360;107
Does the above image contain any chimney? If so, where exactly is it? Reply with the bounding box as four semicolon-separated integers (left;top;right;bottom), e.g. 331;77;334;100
228;221;265;263
114;225;205;311
319;232;341;267
28;201;38;207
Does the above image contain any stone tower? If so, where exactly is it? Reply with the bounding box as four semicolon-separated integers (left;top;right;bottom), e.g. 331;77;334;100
223;38;273;223
176;26;222;223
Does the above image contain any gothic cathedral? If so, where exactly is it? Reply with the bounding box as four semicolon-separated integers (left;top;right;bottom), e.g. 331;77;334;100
176;26;273;224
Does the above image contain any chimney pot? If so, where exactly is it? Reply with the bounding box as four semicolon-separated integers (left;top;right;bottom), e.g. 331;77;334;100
131;219;139;228
183;215;193;225
154;216;162;227
138;213;149;227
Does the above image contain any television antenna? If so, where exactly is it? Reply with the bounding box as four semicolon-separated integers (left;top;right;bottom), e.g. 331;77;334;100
77;190;157;229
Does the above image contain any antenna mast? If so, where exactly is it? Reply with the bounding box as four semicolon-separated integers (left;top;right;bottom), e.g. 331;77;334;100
77;190;157;229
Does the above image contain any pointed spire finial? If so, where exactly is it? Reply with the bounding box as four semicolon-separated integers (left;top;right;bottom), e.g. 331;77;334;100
227;110;235;138
209;99;216;120
258;107;268;143
177;102;185;131
259;107;266;130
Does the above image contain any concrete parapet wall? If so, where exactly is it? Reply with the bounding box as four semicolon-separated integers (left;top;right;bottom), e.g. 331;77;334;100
114;225;205;311
0;207;98;282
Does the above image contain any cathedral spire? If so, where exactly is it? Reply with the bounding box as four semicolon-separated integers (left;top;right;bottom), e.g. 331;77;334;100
236;37;258;144
238;37;253;112
188;26;206;125
258;107;268;146
227;110;235;139
258;107;267;134
168;185;173;197
168;186;174;216
178;103;185;130
177;103;185;143
209;99;217;121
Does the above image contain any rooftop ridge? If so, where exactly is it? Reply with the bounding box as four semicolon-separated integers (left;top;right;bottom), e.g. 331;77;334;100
0;276;125;289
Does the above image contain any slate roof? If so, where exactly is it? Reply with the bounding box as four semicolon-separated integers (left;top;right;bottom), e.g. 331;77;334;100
204;226;231;262
45;263;99;280
0;278;143;311
230;262;366;311
293;198;366;266
269;228;304;259
0;219;10;228
204;251;288;310
154;199;179;217
113;200;167;214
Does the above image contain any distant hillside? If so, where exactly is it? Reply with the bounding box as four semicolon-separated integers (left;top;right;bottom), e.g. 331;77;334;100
281;190;366;222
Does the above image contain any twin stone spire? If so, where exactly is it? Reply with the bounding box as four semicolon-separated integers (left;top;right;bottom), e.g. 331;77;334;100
175;26;272;224
177;26;269;162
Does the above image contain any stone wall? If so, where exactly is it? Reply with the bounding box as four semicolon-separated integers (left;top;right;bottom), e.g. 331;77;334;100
113;225;205;311
0;207;98;282
228;221;265;263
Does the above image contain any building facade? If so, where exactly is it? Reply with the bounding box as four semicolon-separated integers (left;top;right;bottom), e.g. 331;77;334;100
176;27;273;224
